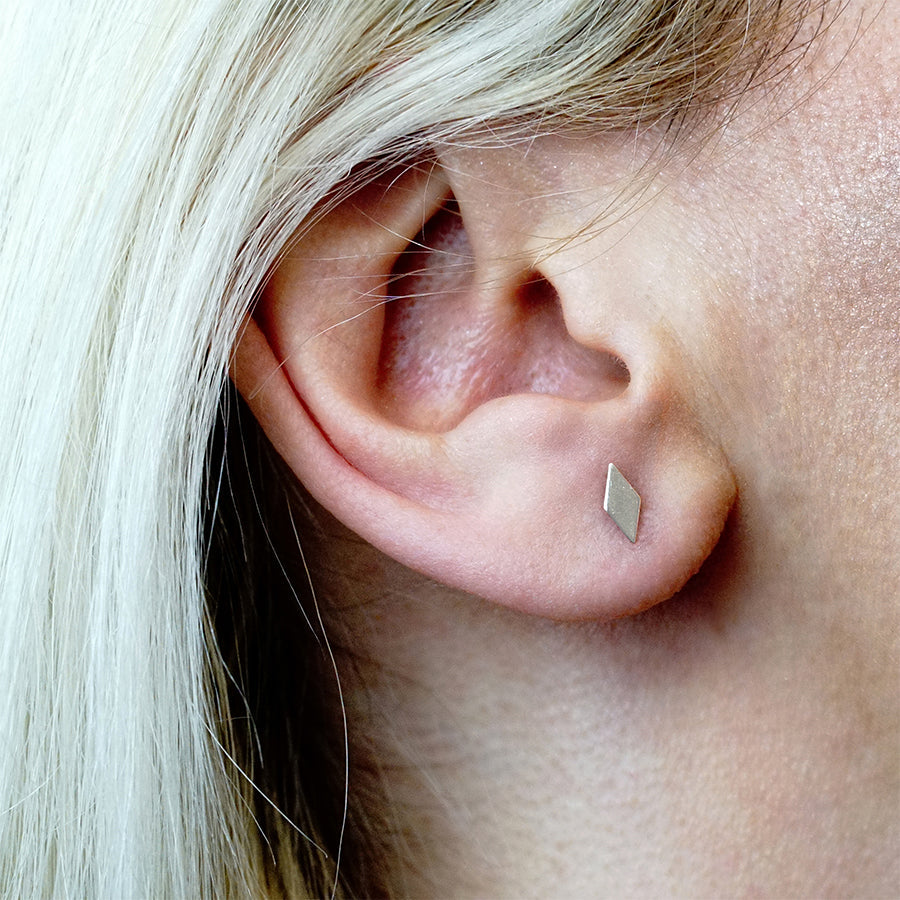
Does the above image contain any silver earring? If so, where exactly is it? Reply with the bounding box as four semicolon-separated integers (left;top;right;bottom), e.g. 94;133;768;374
604;463;641;543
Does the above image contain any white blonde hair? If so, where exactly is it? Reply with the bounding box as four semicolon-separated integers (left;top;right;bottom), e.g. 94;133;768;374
0;0;823;895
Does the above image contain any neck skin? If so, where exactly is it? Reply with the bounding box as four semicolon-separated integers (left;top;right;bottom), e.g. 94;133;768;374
313;497;896;897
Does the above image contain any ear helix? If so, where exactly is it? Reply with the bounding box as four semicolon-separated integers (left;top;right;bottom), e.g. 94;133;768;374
233;162;737;621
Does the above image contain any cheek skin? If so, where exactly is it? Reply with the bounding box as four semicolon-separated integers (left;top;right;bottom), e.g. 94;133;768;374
654;16;900;883
688;57;899;578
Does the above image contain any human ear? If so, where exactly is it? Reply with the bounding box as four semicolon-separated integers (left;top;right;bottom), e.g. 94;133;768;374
232;160;736;621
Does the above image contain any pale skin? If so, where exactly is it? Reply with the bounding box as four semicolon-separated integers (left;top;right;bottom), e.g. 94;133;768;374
235;0;899;895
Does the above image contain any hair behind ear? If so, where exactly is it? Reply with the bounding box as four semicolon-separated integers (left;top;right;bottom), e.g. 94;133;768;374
206;384;406;897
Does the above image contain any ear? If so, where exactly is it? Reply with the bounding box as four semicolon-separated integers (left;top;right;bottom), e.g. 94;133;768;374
232;160;736;621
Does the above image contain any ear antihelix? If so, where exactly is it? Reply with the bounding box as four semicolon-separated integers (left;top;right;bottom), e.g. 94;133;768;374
233;162;737;622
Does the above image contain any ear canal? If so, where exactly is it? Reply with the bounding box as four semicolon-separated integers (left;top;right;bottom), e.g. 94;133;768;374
233;163;737;621
376;196;632;433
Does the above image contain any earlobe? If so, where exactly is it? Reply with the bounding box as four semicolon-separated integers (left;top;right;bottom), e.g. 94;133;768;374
232;161;736;621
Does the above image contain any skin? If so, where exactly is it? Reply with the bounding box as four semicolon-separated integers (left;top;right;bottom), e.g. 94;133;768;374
243;0;898;894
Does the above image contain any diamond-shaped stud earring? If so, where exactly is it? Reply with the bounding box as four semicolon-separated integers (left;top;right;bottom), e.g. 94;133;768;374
603;463;641;543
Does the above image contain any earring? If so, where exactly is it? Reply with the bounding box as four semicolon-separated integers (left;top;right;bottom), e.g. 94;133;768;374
604;463;641;543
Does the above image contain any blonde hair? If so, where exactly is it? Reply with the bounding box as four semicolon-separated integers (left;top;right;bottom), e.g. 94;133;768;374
0;0;825;895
